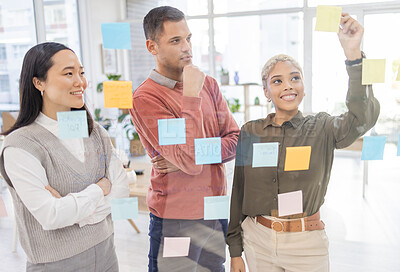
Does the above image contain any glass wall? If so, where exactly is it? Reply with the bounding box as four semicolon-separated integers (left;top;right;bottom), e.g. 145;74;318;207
214;0;303;14
364;12;400;142
0;0;81;113
0;0;36;107
43;0;81;58
311;15;357;115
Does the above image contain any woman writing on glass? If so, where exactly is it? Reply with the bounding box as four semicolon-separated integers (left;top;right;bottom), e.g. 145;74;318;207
0;42;129;271
227;15;380;272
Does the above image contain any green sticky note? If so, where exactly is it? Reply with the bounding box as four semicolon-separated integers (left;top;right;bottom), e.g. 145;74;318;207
204;195;229;220
315;5;342;33
158;118;186;146
110;197;138;221
362;59;386;85
397;134;400;156
195;137;222;165
252;142;279;168
57;111;89;139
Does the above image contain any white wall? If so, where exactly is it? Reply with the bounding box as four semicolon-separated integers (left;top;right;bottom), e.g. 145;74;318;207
79;0;128;113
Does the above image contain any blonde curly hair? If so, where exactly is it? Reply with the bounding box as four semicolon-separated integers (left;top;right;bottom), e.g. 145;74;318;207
261;54;303;88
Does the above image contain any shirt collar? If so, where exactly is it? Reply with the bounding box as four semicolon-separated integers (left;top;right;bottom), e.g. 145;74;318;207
149;69;178;89
263;111;304;129
35;112;59;137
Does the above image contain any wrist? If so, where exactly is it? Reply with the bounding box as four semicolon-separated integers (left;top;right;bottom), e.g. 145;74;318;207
345;51;366;66
344;49;362;61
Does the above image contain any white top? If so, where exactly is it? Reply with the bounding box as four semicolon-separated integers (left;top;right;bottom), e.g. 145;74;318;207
3;112;130;230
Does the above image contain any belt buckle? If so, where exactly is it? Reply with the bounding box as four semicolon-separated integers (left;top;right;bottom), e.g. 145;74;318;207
271;220;284;232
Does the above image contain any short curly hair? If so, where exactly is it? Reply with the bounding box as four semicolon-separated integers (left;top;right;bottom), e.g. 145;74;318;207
261;54;303;88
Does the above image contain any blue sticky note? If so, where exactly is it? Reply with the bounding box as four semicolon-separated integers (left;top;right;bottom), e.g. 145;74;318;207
252;142;279;167
361;136;386;160
57;111;88;139
158;118;186;146
195;137;222;165
110;197;138;221
204;195;229;220
397;134;400;156
101;23;132;49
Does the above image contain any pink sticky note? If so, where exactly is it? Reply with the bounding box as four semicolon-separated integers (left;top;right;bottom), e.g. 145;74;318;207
0;195;8;217
163;237;191;258
278;190;303;217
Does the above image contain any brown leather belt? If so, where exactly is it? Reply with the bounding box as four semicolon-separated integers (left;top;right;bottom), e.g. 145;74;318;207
256;211;325;232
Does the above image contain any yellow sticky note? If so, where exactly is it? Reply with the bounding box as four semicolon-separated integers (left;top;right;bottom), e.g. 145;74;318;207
103;81;133;109
362;59;386;85
396;67;400;81
284;146;311;171
315;5;342;33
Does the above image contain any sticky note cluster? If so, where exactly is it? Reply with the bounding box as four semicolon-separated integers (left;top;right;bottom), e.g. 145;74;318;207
251;143;311;171
0;195;8;217
361;136;386;160
157;118;222;165
103;81;133;109
362;59;386;85
57;110;89;139
101;23;132;50
315;5;342;33
110;197;138;221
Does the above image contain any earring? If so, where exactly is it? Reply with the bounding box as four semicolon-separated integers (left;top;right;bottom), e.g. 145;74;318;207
267;98;271;102
40;91;43;96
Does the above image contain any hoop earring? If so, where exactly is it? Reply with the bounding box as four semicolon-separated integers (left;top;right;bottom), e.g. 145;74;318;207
267;98;271;102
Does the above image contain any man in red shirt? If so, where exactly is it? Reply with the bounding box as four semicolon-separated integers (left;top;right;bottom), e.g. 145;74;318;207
129;6;239;272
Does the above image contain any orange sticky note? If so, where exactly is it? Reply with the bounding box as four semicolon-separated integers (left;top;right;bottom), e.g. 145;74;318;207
284;146;311;171
103;81;133;109
315;5;342;33
0;195;8;217
362;59;386;85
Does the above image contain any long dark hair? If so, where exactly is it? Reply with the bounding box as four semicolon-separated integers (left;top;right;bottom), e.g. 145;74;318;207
2;42;93;136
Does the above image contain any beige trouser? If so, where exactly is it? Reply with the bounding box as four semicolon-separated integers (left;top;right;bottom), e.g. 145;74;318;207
241;216;329;272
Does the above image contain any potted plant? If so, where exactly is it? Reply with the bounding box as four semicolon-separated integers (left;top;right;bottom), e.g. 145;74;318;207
94;108;116;147
226;97;241;113
96;73;122;93
119;113;146;156
220;67;230;85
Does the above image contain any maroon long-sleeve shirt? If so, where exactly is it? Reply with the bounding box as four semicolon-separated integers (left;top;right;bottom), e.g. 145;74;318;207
130;70;239;219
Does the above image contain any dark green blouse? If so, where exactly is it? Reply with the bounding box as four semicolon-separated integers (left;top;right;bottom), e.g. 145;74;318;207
227;64;380;257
